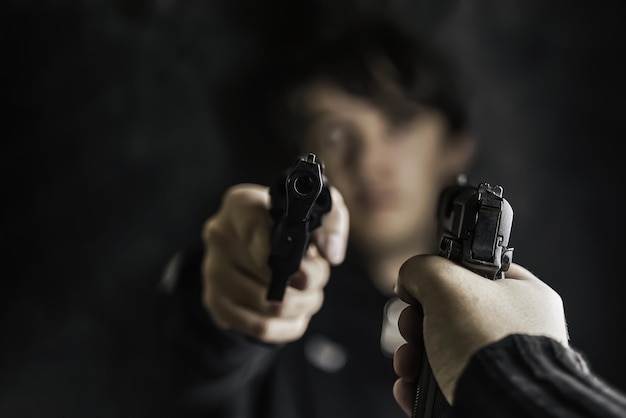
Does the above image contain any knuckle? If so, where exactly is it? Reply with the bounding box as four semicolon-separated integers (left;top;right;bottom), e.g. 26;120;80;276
201;256;221;285
209;311;227;328
320;260;330;284
549;288;564;308
203;296;228;328
203;219;229;247
292;316;309;340
305;244;320;258
278;290;300;316
398;255;418;280
223;185;247;207
303;257;330;289
202;217;218;243
224;184;267;209
311;291;324;314
201;285;219;314
312;254;330;277
249;319;270;340
269;302;285;317
288;289;324;317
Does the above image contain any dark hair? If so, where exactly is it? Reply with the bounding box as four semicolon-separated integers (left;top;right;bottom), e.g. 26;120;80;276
213;17;468;175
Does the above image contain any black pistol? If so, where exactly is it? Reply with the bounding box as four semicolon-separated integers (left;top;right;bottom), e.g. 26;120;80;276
412;182;514;418
266;153;332;302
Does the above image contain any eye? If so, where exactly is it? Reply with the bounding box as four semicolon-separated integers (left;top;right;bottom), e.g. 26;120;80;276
309;121;358;151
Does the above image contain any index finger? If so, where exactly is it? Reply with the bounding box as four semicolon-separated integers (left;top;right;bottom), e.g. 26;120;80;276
313;186;350;266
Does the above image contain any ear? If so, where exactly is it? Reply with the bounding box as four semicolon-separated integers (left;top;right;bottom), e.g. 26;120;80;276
442;133;476;180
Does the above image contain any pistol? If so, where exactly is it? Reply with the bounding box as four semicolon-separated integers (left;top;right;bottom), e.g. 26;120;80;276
412;182;514;418
266;153;332;301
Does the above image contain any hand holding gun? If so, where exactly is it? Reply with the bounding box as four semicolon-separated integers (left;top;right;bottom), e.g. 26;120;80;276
200;153;347;344
411;182;514;418
394;182;620;418
267;153;332;301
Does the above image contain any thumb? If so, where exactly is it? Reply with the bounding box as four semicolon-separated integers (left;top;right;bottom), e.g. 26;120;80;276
396;254;470;308
314;186;350;265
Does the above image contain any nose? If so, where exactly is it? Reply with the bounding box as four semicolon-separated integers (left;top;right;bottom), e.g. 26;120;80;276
348;136;390;180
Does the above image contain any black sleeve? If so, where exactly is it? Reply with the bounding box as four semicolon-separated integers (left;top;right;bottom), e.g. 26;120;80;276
157;239;280;417
451;334;626;418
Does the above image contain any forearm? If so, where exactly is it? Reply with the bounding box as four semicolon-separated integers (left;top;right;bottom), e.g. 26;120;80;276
158;244;280;410
451;334;626;418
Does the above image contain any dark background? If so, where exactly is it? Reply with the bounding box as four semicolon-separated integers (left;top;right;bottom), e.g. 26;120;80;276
2;1;625;417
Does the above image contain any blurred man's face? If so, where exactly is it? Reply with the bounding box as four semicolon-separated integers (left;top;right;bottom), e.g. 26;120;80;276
300;81;471;256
